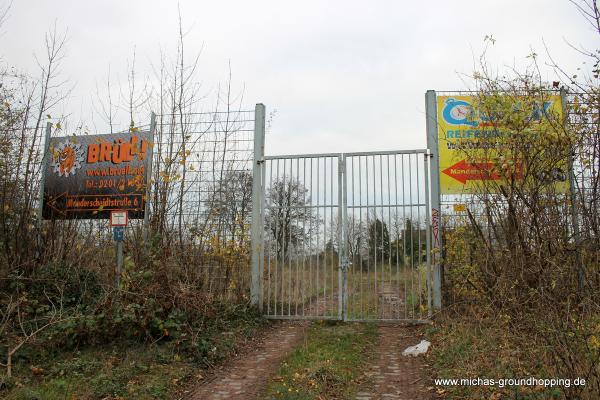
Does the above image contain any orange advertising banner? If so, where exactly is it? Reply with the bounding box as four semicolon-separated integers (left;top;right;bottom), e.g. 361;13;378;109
42;131;152;219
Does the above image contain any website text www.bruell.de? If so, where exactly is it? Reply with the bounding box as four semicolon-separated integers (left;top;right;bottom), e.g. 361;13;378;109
434;377;586;389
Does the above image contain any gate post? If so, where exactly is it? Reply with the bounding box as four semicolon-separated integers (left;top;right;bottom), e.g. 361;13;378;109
561;88;584;293
37;122;52;222
251;104;266;309
425;90;443;310
144;112;157;239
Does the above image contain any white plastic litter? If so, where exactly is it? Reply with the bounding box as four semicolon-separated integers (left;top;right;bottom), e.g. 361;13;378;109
402;340;431;357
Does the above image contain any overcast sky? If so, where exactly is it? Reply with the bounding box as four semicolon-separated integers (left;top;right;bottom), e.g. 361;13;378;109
0;0;596;155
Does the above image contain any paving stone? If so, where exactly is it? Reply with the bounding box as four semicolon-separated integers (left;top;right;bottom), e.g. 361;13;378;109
186;321;306;400
354;325;438;400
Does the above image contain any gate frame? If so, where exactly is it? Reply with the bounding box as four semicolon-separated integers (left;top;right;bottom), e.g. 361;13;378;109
258;152;345;321
251;142;435;321
340;150;433;323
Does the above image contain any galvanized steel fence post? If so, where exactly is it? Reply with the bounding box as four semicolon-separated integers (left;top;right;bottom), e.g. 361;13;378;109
425;90;443;310
561;88;584;292
144;112;157;238
37;122;53;222
36;122;52;261
251;104;266;308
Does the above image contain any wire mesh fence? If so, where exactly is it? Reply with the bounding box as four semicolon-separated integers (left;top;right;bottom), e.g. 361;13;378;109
146;109;256;298
568;92;600;241
150;110;255;240
21;108;257;299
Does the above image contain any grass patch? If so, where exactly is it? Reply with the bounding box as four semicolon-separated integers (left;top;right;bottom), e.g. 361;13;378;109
345;264;429;320
427;309;565;400
263;321;377;400
2;342;192;400
1;304;266;400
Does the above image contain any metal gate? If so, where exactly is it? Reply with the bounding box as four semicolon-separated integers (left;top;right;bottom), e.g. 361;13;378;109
252;150;432;322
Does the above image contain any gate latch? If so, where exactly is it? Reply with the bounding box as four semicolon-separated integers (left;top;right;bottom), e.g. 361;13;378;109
340;258;351;272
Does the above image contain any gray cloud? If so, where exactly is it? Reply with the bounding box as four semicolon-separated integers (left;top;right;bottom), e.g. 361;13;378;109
1;0;594;155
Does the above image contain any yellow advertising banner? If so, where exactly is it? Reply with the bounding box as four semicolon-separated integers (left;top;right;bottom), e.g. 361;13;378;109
436;94;565;194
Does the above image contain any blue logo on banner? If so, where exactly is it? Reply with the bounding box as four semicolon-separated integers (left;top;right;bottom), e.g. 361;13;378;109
442;97;554;127
442;98;477;126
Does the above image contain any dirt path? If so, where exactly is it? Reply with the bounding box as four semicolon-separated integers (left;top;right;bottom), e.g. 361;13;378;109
184;321;307;400
184;296;435;400
355;325;438;400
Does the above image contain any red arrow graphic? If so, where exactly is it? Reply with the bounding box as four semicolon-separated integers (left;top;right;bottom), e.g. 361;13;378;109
47;192;68;216
442;159;500;184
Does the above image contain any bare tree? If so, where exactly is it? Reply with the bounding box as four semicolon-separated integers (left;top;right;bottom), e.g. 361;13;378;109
0;23;70;272
214;170;253;246
345;214;367;264
443;29;600;395
265;178;320;261
0;288;72;378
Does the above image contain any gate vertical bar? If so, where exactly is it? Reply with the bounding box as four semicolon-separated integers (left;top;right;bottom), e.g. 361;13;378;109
337;155;346;320
251;104;266;309
260;150;267;309
342;155;349;320
424;151;433;317
425;90;442;310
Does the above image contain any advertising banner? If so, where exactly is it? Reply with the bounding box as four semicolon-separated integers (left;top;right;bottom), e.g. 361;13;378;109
436;94;565;194
42;131;152;219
